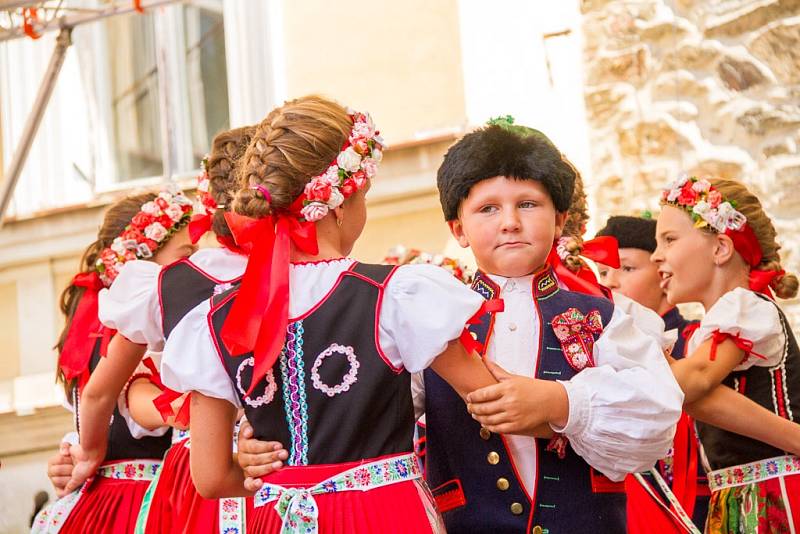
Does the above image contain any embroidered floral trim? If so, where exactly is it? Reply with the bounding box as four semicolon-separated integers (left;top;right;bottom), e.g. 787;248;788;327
297;110;384;222
310;343;360;397
214;282;235;296
219;497;246;533
253;453;421;533
661;175;746;233
708;454;800;491
236;356;277;408
98;459;161;481
31;485;83;533
95;189;194;286
383;245;473;284
280;321;309;465
551;308;603;371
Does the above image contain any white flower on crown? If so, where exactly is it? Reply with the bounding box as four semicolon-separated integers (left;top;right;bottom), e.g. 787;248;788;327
336;147;362;173
371;147;383;163
301;203;329;222
691;200;711;220
692;179;711;193
111;237;127;256
326;188;345;209
144;222;168;241
141;201;160;215
351;114;376;139
716;202;746;231
666;187;681;202
320;165;341;187
165;204;184;222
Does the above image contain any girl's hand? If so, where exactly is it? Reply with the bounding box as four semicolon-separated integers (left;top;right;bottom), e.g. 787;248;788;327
63;443;104;495
236;421;288;492
47;442;75;498
466;362;565;437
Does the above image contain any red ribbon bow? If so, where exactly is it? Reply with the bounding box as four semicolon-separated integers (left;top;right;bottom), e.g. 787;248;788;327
749;269;784;299
458;299;505;355
58;272;105;385
546;247;610;299
188;213;213;244
581;236;620;269
221;210;318;394
709;330;766;363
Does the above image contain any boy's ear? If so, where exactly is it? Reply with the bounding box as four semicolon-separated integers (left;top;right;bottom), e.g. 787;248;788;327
553;211;569;239
447;219;470;248
713;233;737;266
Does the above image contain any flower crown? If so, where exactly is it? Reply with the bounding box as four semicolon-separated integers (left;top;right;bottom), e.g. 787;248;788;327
95;190;194;286
384;245;473;284
661;175;746;233
296;110;384;222
195;156;220;216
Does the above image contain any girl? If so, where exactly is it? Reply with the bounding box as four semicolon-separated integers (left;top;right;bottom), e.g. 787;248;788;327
88;127;285;534
161;95;496;532
33;190;196;533
654;176;800;532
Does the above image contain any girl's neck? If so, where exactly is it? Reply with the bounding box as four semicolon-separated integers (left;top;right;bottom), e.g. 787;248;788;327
290;238;348;264
700;266;750;312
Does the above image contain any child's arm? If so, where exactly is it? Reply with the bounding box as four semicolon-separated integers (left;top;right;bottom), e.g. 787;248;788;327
670;337;745;404
64;335;147;493
190;392;251;499
127;378;188;431
428;339;497;399
686;384;800;454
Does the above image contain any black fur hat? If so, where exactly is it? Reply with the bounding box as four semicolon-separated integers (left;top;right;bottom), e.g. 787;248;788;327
436;124;576;221
596;215;657;253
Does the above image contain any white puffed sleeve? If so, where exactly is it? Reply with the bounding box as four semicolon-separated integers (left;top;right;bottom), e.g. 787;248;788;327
98;260;164;351
160;299;241;407
688;287;785;370
117;353;169;438
554;306;684;480
612;292;677;352
379;264;485;373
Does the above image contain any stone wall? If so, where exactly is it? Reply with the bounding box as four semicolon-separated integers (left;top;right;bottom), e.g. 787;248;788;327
581;0;800;321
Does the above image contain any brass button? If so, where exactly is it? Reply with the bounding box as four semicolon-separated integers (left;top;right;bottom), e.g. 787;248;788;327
487;451;500;465
532;526;543;534
480;427;491;440
496;477;510;491
510;502;524;515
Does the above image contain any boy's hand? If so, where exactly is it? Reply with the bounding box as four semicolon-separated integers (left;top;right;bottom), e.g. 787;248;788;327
466;361;568;436
236;420;288;492
47;442;75;498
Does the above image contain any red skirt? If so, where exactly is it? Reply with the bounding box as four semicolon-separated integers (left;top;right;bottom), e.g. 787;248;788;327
249;457;444;533
59;476;150;534
142;439;252;534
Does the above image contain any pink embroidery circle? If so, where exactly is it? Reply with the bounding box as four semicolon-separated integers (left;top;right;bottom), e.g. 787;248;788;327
235;356;277;407
311;343;360;397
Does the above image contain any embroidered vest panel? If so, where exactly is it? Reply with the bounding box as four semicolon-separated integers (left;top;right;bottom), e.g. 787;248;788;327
210;263;414;465
74;336;172;462
424;269;626;533
159;259;241;339
696;298;800;470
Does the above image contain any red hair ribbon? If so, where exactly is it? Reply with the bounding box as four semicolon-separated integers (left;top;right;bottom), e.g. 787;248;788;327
142;358;191;427
221;208;318;394
546;246;610;299
726;224;784;297
188;213;213;244
58;272;105;385
22;8;41;39
581;236;620;269
709;330;766;362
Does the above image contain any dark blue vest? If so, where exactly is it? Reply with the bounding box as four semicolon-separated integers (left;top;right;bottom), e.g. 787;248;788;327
662;307;697;360
424;266;627;533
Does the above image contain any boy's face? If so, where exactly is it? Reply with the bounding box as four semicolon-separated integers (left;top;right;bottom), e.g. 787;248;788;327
597;248;670;315
448;176;567;278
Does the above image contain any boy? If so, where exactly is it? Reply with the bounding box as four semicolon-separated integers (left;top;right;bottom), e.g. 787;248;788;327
428;124;683;532
596;215;696;358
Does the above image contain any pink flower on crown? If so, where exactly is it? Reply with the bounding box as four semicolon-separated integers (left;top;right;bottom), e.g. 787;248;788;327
165;204;185;222
301;202;329;222
141;201;160;215
304;179;332;202
352;115;376;139
144;222;168;242
341;177;358;197
361;157;379;179
692;179;711;193
706;189;722;208
319;165;341;187
351;170;368;189
351;138;369;155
